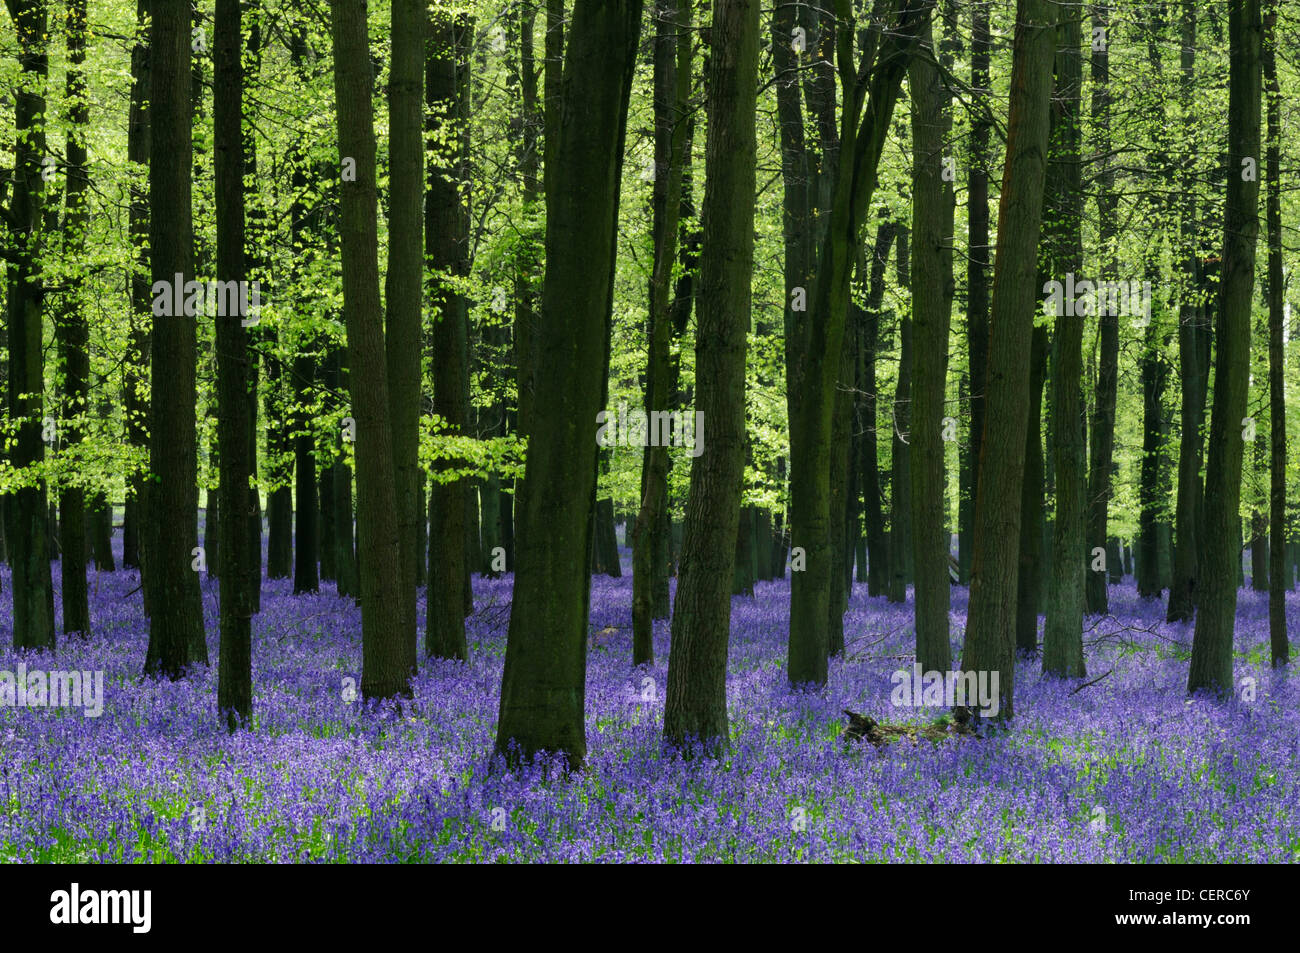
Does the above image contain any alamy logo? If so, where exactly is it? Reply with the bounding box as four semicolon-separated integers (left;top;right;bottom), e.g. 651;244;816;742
50;883;151;933
890;663;1000;718
596;403;704;458
1042;273;1152;324
0;664;104;717
151;272;263;326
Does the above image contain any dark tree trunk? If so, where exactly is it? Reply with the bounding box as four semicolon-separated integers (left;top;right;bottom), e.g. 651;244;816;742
633;0;692;666
1085;2;1118;616
320;465;336;581
330;0;411;699
89;492;114;570
496;0;642;768
56;0;91;639
386;0;424;672
961;0;1058;723
595;497;621;578
1016;325;1048;655
860;225;895;597
426;10;472;661
908;17;954;673
6;0;57;650
143;0;205;675
292;354;319;594
1189;0;1262;697
888;229;912;606
1263;4;1288;667
663;0;757;752
214;0;255;729
1137;320;1170;600
122;0;150;575
243;0;264;615
325;347;357;599
962;0;991;587
1042;2;1086;679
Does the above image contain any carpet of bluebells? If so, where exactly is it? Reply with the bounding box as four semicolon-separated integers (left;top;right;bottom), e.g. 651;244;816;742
2;536;1298;863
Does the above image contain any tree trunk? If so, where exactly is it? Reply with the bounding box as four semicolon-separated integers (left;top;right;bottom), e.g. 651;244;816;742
961;0;1058;723
663;0;757;752
385;0;424;673
214;0;255;729
143;0;205;675
426;10;472;661
633;0;692;666
292;353;319;593
1189;0;1262;697
122;0;150;575
329;0;410;699
860;225;895;597
888;227;912;607
56;0;91;639
1263;3;1288;668
962;0;991;587
1043;2;1087;679
1085;2;1118;615
6;0;57;650
495;0;642;768
908;17;954;673
1016;324;1048;655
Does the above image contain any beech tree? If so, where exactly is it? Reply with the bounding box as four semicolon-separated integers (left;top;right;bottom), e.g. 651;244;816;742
495;0;642;767
1188;0;1262;697
961;0;1058;721
663;0;759;751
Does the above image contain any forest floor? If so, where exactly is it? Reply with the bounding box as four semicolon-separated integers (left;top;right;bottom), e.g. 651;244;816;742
1;548;1297;862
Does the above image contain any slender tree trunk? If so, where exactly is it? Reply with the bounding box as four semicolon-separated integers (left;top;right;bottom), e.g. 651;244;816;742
123;0;150;576
6;0;57;650
961;0;1058;722
143;0;205;675
664;0;757;751
495;0;642;768
962;0;991;585
861;225;895;596
1263;1;1288;668
214;0;254;729
1042;2;1086;679
330;0;409;699
1189;0;1262;697
633;0;692;667
386;0;424;673
908;17;953;672
426;10;471;661
292;353;319;593
1016;324;1048;654
888;249;913;608
55;0;91;639
1085;2;1118;615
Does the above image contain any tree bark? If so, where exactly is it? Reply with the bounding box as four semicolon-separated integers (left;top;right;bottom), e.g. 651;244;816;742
385;0;424;672
56;0;91;639
495;0;642;768
1189;0;1262;697
1263;1;1287;668
908;17;954;672
143;0;206;675
214;0;255;728
426;10;471;661
329;0;409;699
961;0;1058;722
664;0;758;751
